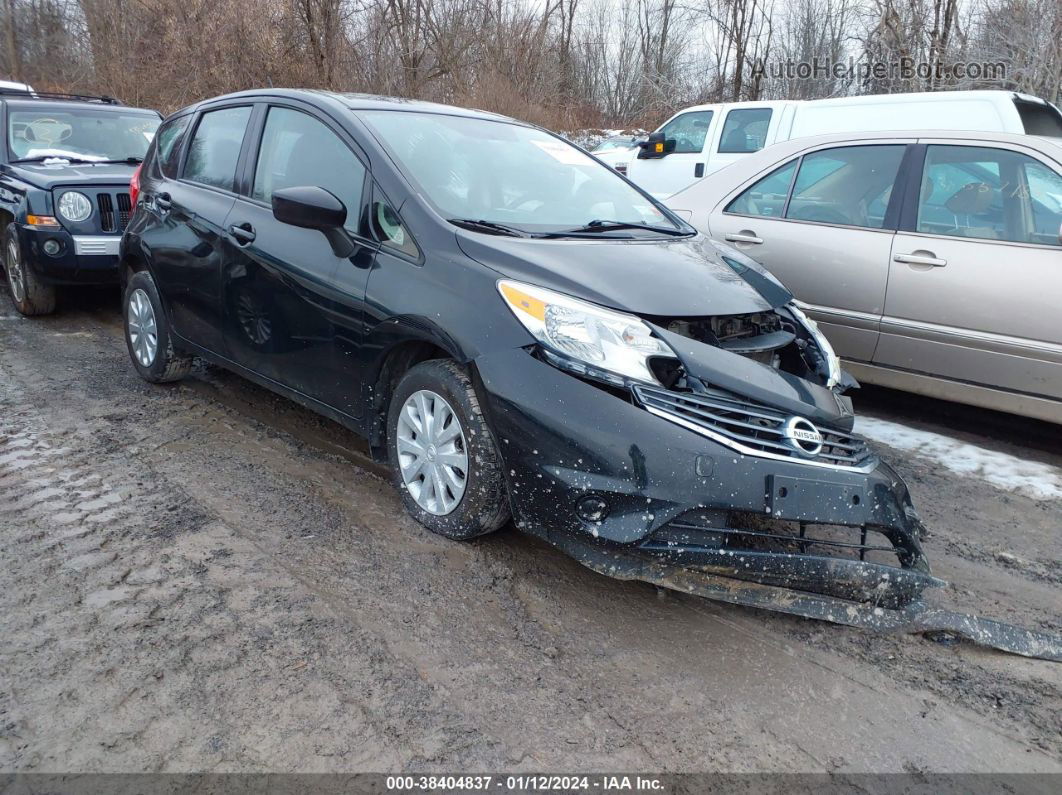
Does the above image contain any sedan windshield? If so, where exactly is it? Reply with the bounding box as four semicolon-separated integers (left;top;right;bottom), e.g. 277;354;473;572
8;104;160;162
359;110;684;236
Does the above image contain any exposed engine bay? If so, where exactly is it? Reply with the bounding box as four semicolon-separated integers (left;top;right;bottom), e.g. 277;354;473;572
647;305;846;392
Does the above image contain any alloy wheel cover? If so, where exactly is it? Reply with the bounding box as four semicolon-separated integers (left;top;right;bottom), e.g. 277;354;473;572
127;288;158;367
395;389;469;515
6;239;26;304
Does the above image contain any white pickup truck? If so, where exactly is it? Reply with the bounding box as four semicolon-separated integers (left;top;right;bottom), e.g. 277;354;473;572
597;90;1062;198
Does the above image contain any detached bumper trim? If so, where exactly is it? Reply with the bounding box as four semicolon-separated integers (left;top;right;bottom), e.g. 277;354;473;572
72;235;121;256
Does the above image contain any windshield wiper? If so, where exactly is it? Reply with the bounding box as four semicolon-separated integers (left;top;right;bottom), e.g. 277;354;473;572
96;156;144;164
548;219;690;237
12;155;102;164
448;218;535;238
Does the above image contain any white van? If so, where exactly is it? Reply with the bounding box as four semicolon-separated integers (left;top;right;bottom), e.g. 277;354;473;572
599;90;1062;198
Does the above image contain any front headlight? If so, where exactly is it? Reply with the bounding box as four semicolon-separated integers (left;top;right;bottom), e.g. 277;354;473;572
57;191;92;223
498;279;675;384
789;301;842;389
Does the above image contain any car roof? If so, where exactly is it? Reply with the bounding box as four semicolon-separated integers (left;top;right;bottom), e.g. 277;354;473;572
176;88;518;124
663;90;1055;117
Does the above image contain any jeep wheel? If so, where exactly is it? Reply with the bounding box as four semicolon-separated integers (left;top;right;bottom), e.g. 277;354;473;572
4;223;56;316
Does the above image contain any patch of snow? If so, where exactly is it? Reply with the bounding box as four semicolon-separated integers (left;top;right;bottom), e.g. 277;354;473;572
560;128;646;151
855;416;1062;502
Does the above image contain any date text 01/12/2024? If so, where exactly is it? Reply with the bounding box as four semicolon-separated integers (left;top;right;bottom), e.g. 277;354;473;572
385;775;665;791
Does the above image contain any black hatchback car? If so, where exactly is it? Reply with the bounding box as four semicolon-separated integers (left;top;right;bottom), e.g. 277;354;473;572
0;89;161;315
120;89;935;611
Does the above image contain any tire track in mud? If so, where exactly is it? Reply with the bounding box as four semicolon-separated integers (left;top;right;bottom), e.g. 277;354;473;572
0;326;505;771
1;299;1060;772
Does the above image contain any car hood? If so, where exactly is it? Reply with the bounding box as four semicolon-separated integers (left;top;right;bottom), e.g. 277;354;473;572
455;231;792;316
6;161;137;189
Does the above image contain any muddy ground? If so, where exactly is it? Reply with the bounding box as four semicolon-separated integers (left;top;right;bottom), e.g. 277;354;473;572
1;288;1060;773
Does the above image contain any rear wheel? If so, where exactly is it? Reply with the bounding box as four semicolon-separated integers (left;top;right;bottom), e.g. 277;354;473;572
4;223;56;316
123;270;193;383
387;359;510;540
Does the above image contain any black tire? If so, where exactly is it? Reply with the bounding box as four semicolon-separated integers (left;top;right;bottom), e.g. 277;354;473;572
123;270;193;383
387;359;510;540
3;222;56;316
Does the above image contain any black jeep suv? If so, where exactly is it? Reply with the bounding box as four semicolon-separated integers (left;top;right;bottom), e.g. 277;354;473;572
0;89;161;315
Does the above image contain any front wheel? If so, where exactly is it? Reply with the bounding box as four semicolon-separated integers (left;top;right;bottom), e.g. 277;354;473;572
123;270;193;383
3;223;56;316
387;359;510;540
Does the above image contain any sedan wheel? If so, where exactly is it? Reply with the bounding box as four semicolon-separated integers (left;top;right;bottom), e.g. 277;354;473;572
127;288;158;367
396;389;468;515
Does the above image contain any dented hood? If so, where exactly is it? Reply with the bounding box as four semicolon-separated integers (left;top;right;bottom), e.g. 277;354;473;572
653;323;855;429
456;231;792;316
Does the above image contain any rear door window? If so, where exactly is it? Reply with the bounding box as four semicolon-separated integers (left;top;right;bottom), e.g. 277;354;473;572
718;108;773;153
917;145;1061;245
785;145;905;229
183;106;252;191
658;111;714;154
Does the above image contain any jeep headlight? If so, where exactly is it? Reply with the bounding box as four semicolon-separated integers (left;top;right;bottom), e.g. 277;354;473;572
498;279;675;384
57;191;92;223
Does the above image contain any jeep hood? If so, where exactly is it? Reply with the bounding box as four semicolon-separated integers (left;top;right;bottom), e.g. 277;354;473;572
7;161;138;189
456;231;792;316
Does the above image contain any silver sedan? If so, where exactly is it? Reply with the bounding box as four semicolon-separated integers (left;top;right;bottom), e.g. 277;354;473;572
667;130;1062;423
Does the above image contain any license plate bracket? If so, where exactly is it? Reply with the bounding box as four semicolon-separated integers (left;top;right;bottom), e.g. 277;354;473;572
765;474;869;524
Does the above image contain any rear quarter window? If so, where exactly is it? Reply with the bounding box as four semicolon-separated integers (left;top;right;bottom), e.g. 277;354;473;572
153;115;191;178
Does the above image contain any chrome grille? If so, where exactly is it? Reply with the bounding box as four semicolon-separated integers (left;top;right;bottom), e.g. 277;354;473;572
632;383;874;470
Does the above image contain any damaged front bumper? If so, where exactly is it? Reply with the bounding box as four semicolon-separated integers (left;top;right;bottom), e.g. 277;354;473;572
474;348;1062;660
475;348;937;609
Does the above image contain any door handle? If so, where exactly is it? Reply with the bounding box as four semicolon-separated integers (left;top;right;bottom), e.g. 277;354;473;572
155;192;171;211
725;231;763;244
894;252;946;267
228;223;256;246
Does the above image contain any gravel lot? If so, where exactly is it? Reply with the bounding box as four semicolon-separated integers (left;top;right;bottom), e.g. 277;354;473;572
1;288;1060;773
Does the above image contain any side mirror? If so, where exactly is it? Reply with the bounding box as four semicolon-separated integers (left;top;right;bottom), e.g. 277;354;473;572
637;131;674;160
272;186;356;258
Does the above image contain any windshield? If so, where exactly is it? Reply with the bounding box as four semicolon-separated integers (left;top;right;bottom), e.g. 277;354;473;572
359;110;681;236
8;105;160;162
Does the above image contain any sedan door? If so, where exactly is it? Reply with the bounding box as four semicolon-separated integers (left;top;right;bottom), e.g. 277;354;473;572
875;141;1062;400
143;105;253;354
707;143;910;362
220;103;376;415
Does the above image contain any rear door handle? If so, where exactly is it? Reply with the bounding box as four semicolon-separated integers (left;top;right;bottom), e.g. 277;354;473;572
228;223;256;246
155;192;171;211
894;252;946;267
725;232;763;244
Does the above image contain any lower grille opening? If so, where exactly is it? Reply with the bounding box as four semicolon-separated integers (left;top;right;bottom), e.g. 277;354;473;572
645;509;908;568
